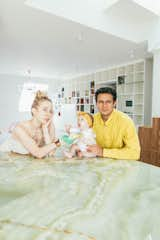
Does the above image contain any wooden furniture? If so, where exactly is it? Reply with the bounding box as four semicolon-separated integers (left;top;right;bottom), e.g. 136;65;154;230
138;118;160;167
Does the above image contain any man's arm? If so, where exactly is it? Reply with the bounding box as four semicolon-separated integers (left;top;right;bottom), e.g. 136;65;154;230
88;121;140;160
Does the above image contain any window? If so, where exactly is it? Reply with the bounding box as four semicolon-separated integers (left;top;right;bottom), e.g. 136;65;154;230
19;82;48;112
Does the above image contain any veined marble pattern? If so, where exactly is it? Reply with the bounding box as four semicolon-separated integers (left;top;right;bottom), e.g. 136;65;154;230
0;153;160;240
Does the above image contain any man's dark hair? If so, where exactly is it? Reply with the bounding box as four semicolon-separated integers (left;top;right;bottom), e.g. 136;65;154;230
95;87;117;102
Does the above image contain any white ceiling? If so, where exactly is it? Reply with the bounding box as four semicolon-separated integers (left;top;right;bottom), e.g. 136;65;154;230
0;0;159;78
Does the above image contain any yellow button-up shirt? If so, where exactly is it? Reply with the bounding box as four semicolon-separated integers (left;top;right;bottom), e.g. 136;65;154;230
93;109;140;160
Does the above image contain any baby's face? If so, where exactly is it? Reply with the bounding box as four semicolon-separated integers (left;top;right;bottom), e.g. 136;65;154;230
78;116;89;130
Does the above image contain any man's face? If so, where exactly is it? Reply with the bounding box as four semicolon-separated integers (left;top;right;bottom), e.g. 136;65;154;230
96;93;116;118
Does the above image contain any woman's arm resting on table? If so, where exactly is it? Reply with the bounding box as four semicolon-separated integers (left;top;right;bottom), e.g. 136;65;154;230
13;126;56;159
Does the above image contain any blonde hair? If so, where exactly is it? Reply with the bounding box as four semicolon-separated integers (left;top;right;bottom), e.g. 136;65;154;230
77;111;94;128
31;91;52;114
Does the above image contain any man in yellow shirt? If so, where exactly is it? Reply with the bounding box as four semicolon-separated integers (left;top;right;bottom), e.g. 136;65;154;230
87;87;140;160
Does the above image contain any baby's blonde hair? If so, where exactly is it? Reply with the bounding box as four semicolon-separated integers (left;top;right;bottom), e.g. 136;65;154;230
31;91;52;114
77;111;94;128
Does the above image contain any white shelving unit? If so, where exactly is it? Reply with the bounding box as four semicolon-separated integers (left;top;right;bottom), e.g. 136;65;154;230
94;59;152;127
116;59;152;127
59;76;96;113
117;63;144;126
58;58;153;128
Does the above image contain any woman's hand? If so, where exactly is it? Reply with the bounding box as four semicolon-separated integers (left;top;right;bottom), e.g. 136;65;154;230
48;149;56;157
42;118;52;130
42;119;53;144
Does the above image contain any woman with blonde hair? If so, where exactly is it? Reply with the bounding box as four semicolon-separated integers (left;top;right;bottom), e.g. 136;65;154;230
0;91;60;158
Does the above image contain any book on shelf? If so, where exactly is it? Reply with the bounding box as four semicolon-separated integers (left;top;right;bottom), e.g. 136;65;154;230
80;105;84;111
85;98;89;104
80;98;84;104
72;91;75;97
90;81;95;88
85;90;89;97
76;91;80;97
90;81;95;95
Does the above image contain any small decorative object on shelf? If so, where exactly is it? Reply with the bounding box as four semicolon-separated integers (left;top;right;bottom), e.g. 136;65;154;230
90;80;95;88
125;100;133;107
90;81;95;95
68;97;71;104
80;98;84;104
72;91;75;97
118;75;125;85
85;98;89;104
85;90;89;97
90;105;94;114
76;91;80;97
80;105;84;111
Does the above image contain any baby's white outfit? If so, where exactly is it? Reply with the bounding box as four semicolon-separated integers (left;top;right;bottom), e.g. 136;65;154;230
76;128;96;157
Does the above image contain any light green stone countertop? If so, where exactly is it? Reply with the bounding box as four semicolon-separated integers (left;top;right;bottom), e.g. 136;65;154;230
0;153;159;240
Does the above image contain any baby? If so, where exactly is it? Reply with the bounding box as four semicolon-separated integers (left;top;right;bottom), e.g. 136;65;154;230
64;111;96;158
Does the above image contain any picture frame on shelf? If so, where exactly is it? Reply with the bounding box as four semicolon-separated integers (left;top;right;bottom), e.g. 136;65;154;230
118;75;125;85
90;105;94;114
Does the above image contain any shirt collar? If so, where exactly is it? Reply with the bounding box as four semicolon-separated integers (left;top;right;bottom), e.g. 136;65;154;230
98;109;116;125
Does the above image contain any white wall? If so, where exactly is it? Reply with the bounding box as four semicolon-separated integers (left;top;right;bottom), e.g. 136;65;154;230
148;19;160;52
0;74;60;129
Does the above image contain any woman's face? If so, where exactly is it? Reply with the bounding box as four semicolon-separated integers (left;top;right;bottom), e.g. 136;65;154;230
78;116;89;130
33;100;53;124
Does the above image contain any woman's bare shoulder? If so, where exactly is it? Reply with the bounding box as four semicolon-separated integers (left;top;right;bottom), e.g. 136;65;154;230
17;120;29;127
13;120;31;133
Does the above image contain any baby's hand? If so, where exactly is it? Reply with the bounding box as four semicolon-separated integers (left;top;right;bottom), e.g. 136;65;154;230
65;124;72;134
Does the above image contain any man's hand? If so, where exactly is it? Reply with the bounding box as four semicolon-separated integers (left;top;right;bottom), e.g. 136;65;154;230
87;144;103;157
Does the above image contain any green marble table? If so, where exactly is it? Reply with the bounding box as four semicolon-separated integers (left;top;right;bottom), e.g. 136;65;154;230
0;153;159;240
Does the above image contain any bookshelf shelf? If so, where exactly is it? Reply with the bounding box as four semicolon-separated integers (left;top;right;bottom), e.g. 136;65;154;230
58;59;152;127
